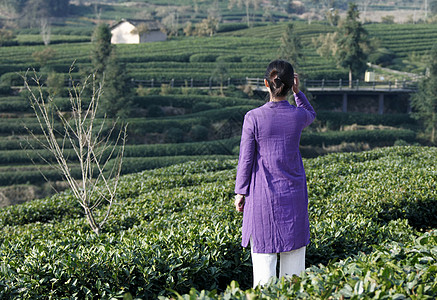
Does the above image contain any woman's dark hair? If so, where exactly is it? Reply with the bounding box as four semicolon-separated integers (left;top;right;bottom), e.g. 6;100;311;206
264;60;294;98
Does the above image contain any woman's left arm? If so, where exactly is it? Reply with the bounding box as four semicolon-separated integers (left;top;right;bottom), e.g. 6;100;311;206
293;74;316;127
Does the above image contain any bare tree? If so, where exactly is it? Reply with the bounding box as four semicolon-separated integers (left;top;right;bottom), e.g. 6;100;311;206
228;0;262;27
23;68;127;235
40;18;51;46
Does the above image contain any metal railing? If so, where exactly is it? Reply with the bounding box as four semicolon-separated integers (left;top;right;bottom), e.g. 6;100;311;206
303;79;418;92
246;77;419;92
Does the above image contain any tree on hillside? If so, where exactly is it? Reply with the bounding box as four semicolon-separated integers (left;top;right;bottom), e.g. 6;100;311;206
228;0;262;27
130;22;149;37
91;23;132;118
195;16;220;36
278;23;303;69
18;0;69;27
212;60;229;96
162;12;179;37
431;0;437;15
411;43;437;144
183;21;195;36
40;18;51;46
0;28;15;46
0;0;21;19
100;54;132;119
31;47;57;67
312;31;339;59
91;23;113;80
336;3;369;87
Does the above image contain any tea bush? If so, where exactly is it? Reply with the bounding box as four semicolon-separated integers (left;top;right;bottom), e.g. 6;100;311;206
301;129;416;146
182;230;437;299
315;111;416;129
0;146;436;298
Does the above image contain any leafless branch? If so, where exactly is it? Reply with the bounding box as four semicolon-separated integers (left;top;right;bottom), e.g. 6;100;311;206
23;67;127;235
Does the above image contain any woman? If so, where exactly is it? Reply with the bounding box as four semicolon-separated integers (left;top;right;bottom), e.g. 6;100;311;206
234;59;316;287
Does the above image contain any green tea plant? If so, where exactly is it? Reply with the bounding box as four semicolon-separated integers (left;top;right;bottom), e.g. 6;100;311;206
0;146;435;298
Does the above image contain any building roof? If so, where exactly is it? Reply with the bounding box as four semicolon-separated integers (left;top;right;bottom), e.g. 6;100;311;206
110;19;162;31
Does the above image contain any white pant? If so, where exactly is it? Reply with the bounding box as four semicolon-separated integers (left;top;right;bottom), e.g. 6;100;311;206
250;241;306;288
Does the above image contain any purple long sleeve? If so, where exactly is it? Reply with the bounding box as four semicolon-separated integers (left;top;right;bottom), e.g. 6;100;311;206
234;91;315;253
235;113;256;195
294;91;316;128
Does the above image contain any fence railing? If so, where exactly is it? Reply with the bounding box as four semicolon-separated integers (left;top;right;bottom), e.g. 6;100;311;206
303;79;418;91
129;78;246;89
16;77;420;92
246;78;419;92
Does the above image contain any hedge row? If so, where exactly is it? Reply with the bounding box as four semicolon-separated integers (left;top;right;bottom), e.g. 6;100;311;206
132;95;261;110
300;129;416;146
123;137;240;159
0;155;236;186
0;127;418;167
114;155;236;175
315;111;417;129
0;137;239;166
0;167;77;186
0;99;32;112
0;138;73;151
127;105;252;135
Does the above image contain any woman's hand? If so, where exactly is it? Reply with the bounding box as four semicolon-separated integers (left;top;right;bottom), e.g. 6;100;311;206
234;194;245;212
292;73;300;94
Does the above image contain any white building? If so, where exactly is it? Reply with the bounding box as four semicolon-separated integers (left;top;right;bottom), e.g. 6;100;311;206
110;20;167;44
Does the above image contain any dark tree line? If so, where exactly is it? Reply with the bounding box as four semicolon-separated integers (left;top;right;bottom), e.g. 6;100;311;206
1;0;69;25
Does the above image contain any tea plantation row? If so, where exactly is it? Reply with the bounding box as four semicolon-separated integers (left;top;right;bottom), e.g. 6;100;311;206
0;146;436;298
0;78;420;187
2;22;437;83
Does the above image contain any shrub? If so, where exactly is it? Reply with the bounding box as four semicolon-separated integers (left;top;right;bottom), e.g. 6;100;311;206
189;53;218;62
368;48;396;66
300;129;416;147
147;104;165;117
165;127;185;143
189;124;210;141
31;47;57;66
217;23;248;32
216;55;242;62
0;72;24;86
192;102;215;112
315;111;416;129
46;72;65;96
0;85;11;94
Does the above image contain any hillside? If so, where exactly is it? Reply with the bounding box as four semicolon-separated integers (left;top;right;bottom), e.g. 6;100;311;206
0;146;436;298
2;20;435;204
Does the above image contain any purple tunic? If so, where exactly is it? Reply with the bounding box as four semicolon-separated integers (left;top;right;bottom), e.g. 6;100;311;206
235;91;316;253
